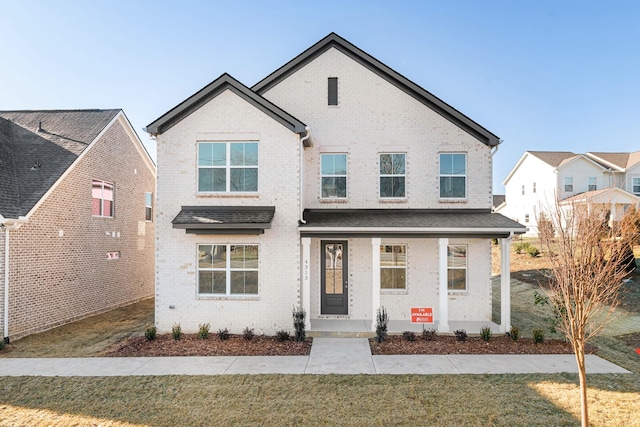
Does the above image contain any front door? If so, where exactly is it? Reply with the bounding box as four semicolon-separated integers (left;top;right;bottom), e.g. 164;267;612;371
321;241;348;315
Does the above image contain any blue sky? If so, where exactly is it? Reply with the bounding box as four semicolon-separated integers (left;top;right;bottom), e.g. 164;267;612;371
2;1;639;193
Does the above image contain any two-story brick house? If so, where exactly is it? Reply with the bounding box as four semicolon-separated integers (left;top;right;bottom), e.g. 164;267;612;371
147;33;525;335
497;151;640;236
0;110;156;342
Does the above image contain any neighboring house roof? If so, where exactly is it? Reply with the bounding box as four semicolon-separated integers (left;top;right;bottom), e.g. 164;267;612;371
493;195;505;210
252;33;500;147
560;187;640;205
0;109;120;219
299;209;526;238
172;206;276;234
146;73;308;138
527;151;578;168
586;151;640;171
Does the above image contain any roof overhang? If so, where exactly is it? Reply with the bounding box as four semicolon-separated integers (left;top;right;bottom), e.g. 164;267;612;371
299;209;526;238
172;206;275;235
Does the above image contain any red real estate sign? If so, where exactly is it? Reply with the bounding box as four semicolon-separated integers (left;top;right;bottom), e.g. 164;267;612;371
411;307;433;324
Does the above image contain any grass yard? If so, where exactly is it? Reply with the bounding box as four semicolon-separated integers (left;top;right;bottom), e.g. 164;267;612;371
1;243;640;426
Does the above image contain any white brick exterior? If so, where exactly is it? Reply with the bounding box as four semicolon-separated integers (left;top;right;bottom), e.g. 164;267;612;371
153;37;506;334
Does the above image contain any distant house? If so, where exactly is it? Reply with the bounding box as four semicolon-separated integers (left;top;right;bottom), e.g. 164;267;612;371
497;150;640;235
0;110;156;342
146;33;525;336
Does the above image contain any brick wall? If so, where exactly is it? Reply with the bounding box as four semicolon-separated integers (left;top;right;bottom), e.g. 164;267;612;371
6;116;155;340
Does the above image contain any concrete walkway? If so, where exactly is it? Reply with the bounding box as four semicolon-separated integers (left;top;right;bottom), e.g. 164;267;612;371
0;338;630;376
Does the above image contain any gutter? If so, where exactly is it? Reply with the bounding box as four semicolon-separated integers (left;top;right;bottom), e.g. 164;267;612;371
299;127;312;224
297;226;526;234
2;217;27;343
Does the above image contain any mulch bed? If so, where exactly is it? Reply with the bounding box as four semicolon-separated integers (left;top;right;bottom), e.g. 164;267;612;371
106;333;313;357
370;334;597;355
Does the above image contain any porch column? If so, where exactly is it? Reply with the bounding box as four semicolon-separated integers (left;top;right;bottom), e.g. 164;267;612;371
438;238;449;333
500;235;512;333
371;237;381;331
301;237;311;329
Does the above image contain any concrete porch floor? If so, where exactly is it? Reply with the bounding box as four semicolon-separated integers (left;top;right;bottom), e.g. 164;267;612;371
309;319;502;338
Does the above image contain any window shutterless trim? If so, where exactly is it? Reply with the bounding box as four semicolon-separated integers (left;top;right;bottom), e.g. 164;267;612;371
197;244;259;296
197;141;258;193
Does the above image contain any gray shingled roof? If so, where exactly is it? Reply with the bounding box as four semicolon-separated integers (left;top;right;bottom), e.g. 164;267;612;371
300;209;526;237
0;110;120;219
527;151;578;168
172;206;276;233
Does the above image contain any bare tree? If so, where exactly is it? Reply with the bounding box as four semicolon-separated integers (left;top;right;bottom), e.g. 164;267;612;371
538;201;638;427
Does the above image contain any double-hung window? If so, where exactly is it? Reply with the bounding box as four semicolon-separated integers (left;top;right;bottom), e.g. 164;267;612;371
321;153;347;198
145;192;153;221
92;179;114;217
198;142;258;193
447;245;467;291
379;153;406;198
564;177;574;193
380;245;406;289
633;177;640;195
198;244;258;295
440;153;466;199
588;177;597;191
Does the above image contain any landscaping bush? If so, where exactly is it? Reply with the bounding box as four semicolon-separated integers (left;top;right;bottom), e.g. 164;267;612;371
533;328;545;344
422;328;437;341
480;326;492;341
375;306;389;343
276;329;290;342
292;306;306;342
515;242;531;254
171;323;182;340
454;329;467;342
217;328;230;341
527;245;540;257
198;323;210;339
402;331;416;342
509;326;520;341
242;327;255;341
144;326;157;341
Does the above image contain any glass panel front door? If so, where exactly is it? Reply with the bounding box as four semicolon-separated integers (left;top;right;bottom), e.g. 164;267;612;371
321;241;348;315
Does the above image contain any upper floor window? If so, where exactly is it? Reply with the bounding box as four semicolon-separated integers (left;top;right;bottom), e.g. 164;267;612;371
447;245;467;292
145;192;153;221
440;153;466;199
521;185;525;196
92;179;114;217
564;177;573;193
321;154;347;198
633;177;640;195
198;142;258;193
533;182;537;193
328;77;338;105
379;153;406;198
198;244;258;295
524;214;530;223
380;245;406;289
588;177;597;191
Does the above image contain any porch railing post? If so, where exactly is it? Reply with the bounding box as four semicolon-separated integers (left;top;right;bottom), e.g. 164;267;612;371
371;237;381;331
301;237;311;330
438;238;449;333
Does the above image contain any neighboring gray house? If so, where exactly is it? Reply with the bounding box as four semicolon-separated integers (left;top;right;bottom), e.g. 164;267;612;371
0;110;156;341
147;33;525;336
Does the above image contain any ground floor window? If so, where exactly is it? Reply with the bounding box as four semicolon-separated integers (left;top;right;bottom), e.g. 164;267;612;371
380;245;406;289
197;244;258;295
447;245;467;291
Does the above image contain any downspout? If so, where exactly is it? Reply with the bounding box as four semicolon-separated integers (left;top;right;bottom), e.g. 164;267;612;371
2;219;26;343
299;127;311;224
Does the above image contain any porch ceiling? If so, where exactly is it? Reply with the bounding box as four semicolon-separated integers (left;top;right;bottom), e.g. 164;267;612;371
299;209;526;238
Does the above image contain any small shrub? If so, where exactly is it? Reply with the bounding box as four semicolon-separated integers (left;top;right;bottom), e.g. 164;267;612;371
276;329;290;342
171;323;182;340
375;306;389;343
144;326;157;341
527;245;540;257
480;326;492;342
292;306;306;342
533;328;545;344
0;340;5;351
198;323;210;339
217;328;230;341
422;328;437;341
509;326;520;341
491;238;498;245
515;242;531;254
242;327;255;341
402;331;416;342
454;329;467;342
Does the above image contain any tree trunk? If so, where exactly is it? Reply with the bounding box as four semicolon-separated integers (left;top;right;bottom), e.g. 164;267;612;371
575;344;589;427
